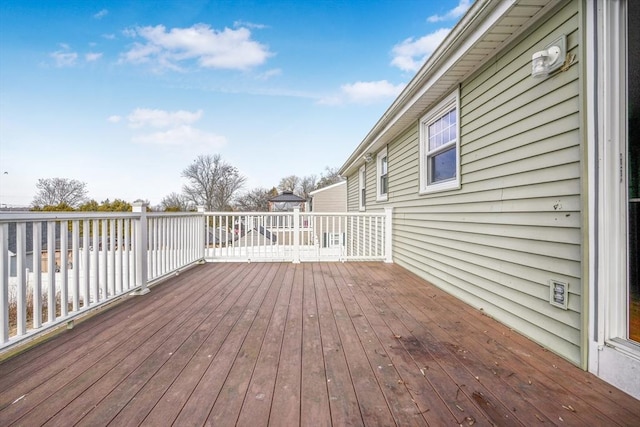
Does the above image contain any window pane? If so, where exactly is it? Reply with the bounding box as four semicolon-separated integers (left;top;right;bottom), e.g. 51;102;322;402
380;175;388;195
429;147;456;183
428;107;457;151
381;156;387;175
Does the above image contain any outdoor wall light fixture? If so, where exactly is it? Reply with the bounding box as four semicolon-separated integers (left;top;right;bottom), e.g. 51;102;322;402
531;35;566;78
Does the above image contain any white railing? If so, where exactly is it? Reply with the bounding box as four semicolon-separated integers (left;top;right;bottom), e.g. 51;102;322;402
0;205;391;351
0;203;203;350
204;208;393;263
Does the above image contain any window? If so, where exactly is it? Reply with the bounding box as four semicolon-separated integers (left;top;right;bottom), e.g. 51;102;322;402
358;165;366;211
323;232;344;248
376;147;388;201
419;90;460;194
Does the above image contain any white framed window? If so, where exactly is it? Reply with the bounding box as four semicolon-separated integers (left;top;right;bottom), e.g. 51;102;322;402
323;232;344;248
358;165;366;211
419;90;461;194
376;147;388;201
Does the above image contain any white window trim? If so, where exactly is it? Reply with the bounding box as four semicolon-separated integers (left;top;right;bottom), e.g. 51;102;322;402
324;232;344;248
376;147;388;202
419;89;461;195
358;165;366;211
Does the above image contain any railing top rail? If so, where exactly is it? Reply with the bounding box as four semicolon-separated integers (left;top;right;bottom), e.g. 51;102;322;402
147;212;203;219
203;211;386;217
0;209;388;224
0;211;204;223
0;212;141;222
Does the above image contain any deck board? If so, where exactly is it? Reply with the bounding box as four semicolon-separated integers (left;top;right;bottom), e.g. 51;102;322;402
1;262;639;426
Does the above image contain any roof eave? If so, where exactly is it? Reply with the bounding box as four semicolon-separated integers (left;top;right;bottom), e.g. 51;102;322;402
339;0;556;178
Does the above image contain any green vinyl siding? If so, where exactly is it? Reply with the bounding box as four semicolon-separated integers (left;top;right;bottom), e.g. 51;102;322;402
347;0;583;364
347;174;359;212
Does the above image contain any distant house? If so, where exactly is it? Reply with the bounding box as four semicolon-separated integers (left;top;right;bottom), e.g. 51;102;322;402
268;191;306;212
338;0;640;399
309;181;346;212
207;227;235;247
7;221;72;276
235;226;277;247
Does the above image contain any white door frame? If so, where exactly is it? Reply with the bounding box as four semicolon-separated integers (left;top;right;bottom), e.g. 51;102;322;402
587;0;640;399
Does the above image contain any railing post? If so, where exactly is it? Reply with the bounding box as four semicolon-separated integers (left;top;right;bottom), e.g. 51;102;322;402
0;223;8;343
131;202;150;295
384;207;393;263
293;208;300;263
197;205;206;261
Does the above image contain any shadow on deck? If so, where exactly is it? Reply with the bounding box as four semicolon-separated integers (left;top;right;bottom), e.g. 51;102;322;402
0;262;639;426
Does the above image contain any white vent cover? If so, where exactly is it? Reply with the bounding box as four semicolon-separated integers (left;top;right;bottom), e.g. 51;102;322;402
549;279;568;310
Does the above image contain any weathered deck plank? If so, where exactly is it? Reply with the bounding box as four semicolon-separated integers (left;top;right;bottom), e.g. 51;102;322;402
235;263;293;426
299;263;331;427
268;263;304;426
310;263;363;427
0;262;638;427
75;262;260;426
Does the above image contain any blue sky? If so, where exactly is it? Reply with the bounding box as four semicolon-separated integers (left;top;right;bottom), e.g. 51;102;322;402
0;0;471;208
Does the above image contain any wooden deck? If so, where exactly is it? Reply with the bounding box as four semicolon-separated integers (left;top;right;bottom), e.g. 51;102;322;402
0;262;638;426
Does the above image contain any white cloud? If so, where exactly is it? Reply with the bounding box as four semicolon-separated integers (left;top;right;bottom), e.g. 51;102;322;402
132;125;227;148
256;68;282;80
341;81;405;104
127;108;203;128
427;0;472;23
390;28;451;72
94;9;109;20
120;108;226;149
50;50;78;67
49;44;103;67
85;52;103;62
103;34;116;40
122;28;137;38
233;20;268;30
121;24;272;71
319;80;405;105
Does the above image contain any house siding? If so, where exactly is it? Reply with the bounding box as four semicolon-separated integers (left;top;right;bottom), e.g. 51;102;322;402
347;174;359;212
310;182;347;212
347;1;583;364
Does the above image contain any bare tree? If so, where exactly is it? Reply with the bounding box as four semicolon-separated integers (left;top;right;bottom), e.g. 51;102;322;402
299;175;317;200
32;178;88;209
182;154;246;211
278;175;300;194
316;166;343;189
159;192;193;212
234;188;272;212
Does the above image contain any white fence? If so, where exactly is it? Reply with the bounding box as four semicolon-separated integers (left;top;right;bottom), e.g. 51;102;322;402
0;206;391;351
0;204;203;350
204;209;392;263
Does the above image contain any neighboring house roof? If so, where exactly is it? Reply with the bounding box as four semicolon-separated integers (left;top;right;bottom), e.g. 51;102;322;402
207;227;236;245
237;226;278;246
269;191;306;202
6;221;71;254
308;180;346;197
339;0;556;176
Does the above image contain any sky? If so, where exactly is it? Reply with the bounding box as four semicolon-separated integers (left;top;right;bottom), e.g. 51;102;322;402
0;0;471;208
